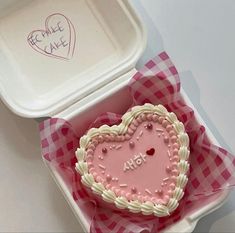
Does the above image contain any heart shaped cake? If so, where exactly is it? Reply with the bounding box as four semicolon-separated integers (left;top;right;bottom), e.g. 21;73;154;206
75;104;190;216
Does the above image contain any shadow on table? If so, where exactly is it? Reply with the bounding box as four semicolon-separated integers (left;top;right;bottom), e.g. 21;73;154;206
180;71;232;153
179;71;234;232
133;0;164;68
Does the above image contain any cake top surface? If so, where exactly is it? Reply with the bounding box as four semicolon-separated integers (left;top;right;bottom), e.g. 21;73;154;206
76;103;190;216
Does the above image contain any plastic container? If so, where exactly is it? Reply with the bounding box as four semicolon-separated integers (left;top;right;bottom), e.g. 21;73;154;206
0;0;145;118
0;0;229;232
46;86;229;233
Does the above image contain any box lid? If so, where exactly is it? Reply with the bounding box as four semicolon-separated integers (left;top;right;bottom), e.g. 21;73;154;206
0;0;146;118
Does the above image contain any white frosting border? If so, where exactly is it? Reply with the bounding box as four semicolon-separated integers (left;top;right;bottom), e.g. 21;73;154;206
75;103;190;217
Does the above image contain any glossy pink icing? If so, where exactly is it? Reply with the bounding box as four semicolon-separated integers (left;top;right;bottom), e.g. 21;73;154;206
86;113;180;205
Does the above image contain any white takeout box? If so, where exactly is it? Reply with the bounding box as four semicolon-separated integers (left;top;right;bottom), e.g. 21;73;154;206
0;0;229;232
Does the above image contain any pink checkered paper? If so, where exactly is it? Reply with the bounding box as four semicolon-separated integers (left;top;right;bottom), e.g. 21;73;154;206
39;52;235;233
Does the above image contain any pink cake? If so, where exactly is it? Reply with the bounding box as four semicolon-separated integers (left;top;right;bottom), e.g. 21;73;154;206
75;103;190;216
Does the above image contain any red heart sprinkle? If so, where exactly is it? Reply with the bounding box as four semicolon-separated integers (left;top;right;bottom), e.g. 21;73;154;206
146;148;155;156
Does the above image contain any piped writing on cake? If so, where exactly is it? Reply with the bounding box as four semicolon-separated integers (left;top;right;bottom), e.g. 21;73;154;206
123;153;147;172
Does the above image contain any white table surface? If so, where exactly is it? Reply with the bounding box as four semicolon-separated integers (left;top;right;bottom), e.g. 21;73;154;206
0;0;234;232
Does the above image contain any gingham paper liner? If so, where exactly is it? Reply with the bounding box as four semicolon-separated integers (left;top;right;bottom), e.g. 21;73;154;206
39;52;235;233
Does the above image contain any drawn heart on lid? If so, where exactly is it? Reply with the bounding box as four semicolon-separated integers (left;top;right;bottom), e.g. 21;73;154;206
27;13;76;60
76;104;190;216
